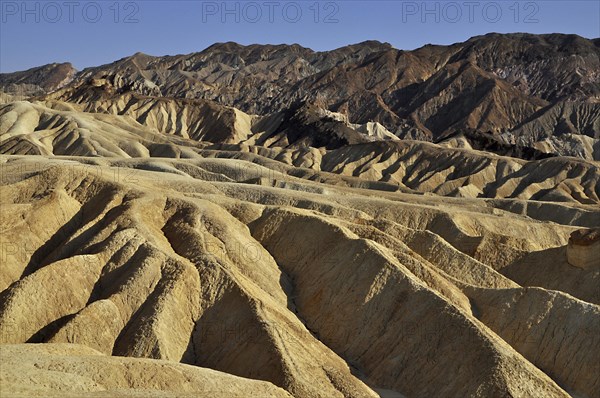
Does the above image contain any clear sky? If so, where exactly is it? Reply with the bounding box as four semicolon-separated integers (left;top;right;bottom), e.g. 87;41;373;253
1;0;599;72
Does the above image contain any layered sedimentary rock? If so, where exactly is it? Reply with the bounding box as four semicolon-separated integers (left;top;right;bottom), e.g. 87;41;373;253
0;155;598;398
567;228;600;269
1;33;599;398
3;34;599;159
1;100;599;207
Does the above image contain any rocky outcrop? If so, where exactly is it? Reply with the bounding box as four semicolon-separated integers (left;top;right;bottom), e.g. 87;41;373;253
0;63;76;97
567;228;600;269
9;33;595;159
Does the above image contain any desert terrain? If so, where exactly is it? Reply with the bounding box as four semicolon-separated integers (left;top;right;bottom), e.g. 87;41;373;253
0;33;599;398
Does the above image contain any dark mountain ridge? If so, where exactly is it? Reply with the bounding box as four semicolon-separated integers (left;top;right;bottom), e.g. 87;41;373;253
1;33;598;160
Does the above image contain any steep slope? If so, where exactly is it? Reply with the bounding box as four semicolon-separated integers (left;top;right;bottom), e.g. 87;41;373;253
2;100;598;206
1;32;600;398
1;155;598;397
0;63;76;98
2;34;597;157
454;33;600;101
0;100;199;157
404;61;548;137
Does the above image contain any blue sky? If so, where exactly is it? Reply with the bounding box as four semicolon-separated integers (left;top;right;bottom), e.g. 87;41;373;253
1;0;599;72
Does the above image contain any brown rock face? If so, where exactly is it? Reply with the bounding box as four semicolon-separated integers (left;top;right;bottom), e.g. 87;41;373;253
0;63;76;98
567;228;600;269
3;33;599;159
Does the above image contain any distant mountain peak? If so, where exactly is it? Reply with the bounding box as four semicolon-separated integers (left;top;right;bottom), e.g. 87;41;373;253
2;33;599;160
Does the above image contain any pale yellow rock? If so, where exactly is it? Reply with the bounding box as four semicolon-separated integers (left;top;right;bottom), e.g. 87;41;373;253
0;151;597;398
0;344;294;397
